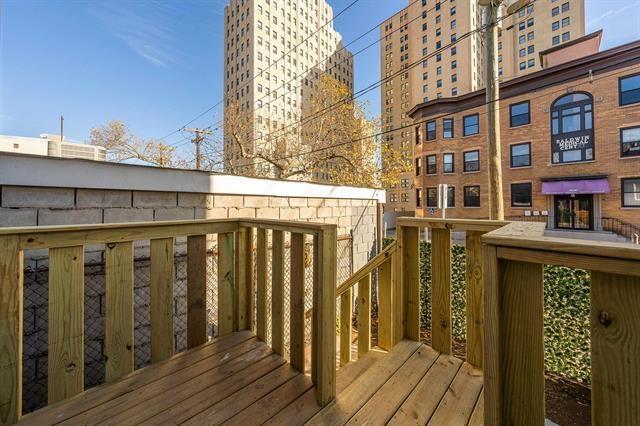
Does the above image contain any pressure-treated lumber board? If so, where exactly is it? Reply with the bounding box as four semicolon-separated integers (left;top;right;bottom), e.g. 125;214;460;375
186;235;207;348
389;354;463;425
428;362;484;425
218;232;235;336
347;345;439;425
289;232;305;371
431;228;451;354
19;331;255;426
357;273;371;358
468;390;484;426
591;271;640;425
465;230;484;368
482;244;500;425
402;226;420;341
0;236;23;424
150;238;174;363
377;255;393;350
340;287;353;367
235;227;254;331
256;228;268;342
271;230;285;355
183;364;300;425
105;241;134;382
307;340;420;425
48;245;84;404
312;228;337;406
224;373;314;425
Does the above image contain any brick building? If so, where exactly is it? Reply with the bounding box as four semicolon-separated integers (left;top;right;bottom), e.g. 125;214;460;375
409;32;640;236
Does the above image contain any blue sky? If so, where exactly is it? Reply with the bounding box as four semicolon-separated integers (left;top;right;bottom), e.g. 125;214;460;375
1;0;639;155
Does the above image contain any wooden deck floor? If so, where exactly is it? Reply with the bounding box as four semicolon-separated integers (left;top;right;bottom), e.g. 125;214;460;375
19;332;483;425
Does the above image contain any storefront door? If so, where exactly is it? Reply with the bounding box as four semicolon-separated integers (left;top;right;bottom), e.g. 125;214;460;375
555;194;593;230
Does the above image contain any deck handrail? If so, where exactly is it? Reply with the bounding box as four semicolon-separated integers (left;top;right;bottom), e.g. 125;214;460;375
0;217;337;424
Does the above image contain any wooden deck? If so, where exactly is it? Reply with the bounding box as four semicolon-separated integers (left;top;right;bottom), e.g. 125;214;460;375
19;332;483;425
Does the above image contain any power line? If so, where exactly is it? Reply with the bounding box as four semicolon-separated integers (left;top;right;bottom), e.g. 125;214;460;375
155;0;361;143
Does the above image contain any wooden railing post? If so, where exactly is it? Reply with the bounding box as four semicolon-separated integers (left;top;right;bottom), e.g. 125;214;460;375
186;235;207;348
48;245;84;404
271;230;285;355
289;233;306;372
150;238;174;363
357;273;371;357
377;254;394;350
312;227;337;407
431;228;451;354
256;228;268;342
398;225;420;341
339;287;353;366
0;236;23;424
484;246;545;425
217;232;235;336
465;231;484;368
235;227;254;332
105;241;134;382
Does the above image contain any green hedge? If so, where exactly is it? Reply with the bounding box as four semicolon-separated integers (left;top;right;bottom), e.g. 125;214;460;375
384;238;590;383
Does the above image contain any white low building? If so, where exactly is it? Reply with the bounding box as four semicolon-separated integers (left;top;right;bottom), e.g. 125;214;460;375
0;133;106;161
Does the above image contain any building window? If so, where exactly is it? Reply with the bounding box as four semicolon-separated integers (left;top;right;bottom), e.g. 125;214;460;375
464;186;480;207
619;73;640;106
552;21;559;31
621;126;640;157
390;193;397;203
511;183;532;207
415;157;421;176
561;2;570;12
552;35;560;45
562;31;570;42
443;153;454;173
463;114;479;136
426;154;437;174
510;101;530;127
510;142;531;167
426;187;438;207
401;193;409;203
519;61;526;70
562;17;570;27
622;178;640;207
426;121;436;140
415;126;421;145
463;150;480;172
552;6;559;16
551;92;594;164
443;118;454;138
446;186;455;207
416;189;423;207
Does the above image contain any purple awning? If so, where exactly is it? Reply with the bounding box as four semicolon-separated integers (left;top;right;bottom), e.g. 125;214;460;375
541;178;610;195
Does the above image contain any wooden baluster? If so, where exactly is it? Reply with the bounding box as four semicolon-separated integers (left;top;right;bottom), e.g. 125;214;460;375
289;233;305;371
235;227;254;332
484;249;544;425
465;231;484;368
105;241;134;382
591;271;640;424
271;230;285;355
339;287;353;366
256;228;268;342
377;254;394;350
358;273;371;357
398;225;420;341
218;232;235;337
48;245;84;404
312;227;337;406
431;228;451;354
0;236;23;424
150;238;174;363
187;235;207;348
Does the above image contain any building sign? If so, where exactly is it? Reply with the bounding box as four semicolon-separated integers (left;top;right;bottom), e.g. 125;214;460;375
551;129;594;163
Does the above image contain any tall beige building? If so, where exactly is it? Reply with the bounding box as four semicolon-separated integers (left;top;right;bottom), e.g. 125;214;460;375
224;0;353;177
381;0;585;217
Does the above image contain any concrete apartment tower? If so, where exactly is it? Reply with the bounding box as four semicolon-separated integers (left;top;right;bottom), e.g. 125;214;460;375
381;0;585;220
223;0;354;178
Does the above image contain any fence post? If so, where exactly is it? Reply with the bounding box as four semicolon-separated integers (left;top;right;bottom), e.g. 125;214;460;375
187;235;208;348
271;230;285;355
289;233;306;372
357;273;371;357
0;236;23;424
150;238;174;363
399;224;420;341
377;253;394;350
256;228;268;342
465;231;484;368
235;227;254;332
431;228;451;354
218;232;235;336
313;227;337;407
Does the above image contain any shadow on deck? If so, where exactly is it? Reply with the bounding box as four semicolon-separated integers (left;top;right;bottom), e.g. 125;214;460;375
19;332;482;425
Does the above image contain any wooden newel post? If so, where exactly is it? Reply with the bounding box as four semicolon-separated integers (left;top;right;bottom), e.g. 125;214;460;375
312;227;337;407
397;224;420;341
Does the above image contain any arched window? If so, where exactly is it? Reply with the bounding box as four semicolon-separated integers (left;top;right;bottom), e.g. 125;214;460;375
550;92;594;164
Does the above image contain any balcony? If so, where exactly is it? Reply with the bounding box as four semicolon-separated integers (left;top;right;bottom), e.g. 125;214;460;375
0;217;638;424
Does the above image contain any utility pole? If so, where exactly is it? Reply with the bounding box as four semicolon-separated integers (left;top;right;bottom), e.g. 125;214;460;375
183;127;213;170
60;115;64;142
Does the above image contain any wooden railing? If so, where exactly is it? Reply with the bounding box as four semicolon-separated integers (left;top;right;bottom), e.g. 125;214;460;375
482;221;640;424
0;218;337;424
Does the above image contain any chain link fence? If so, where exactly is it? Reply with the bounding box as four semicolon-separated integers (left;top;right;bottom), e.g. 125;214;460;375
21;234;352;414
